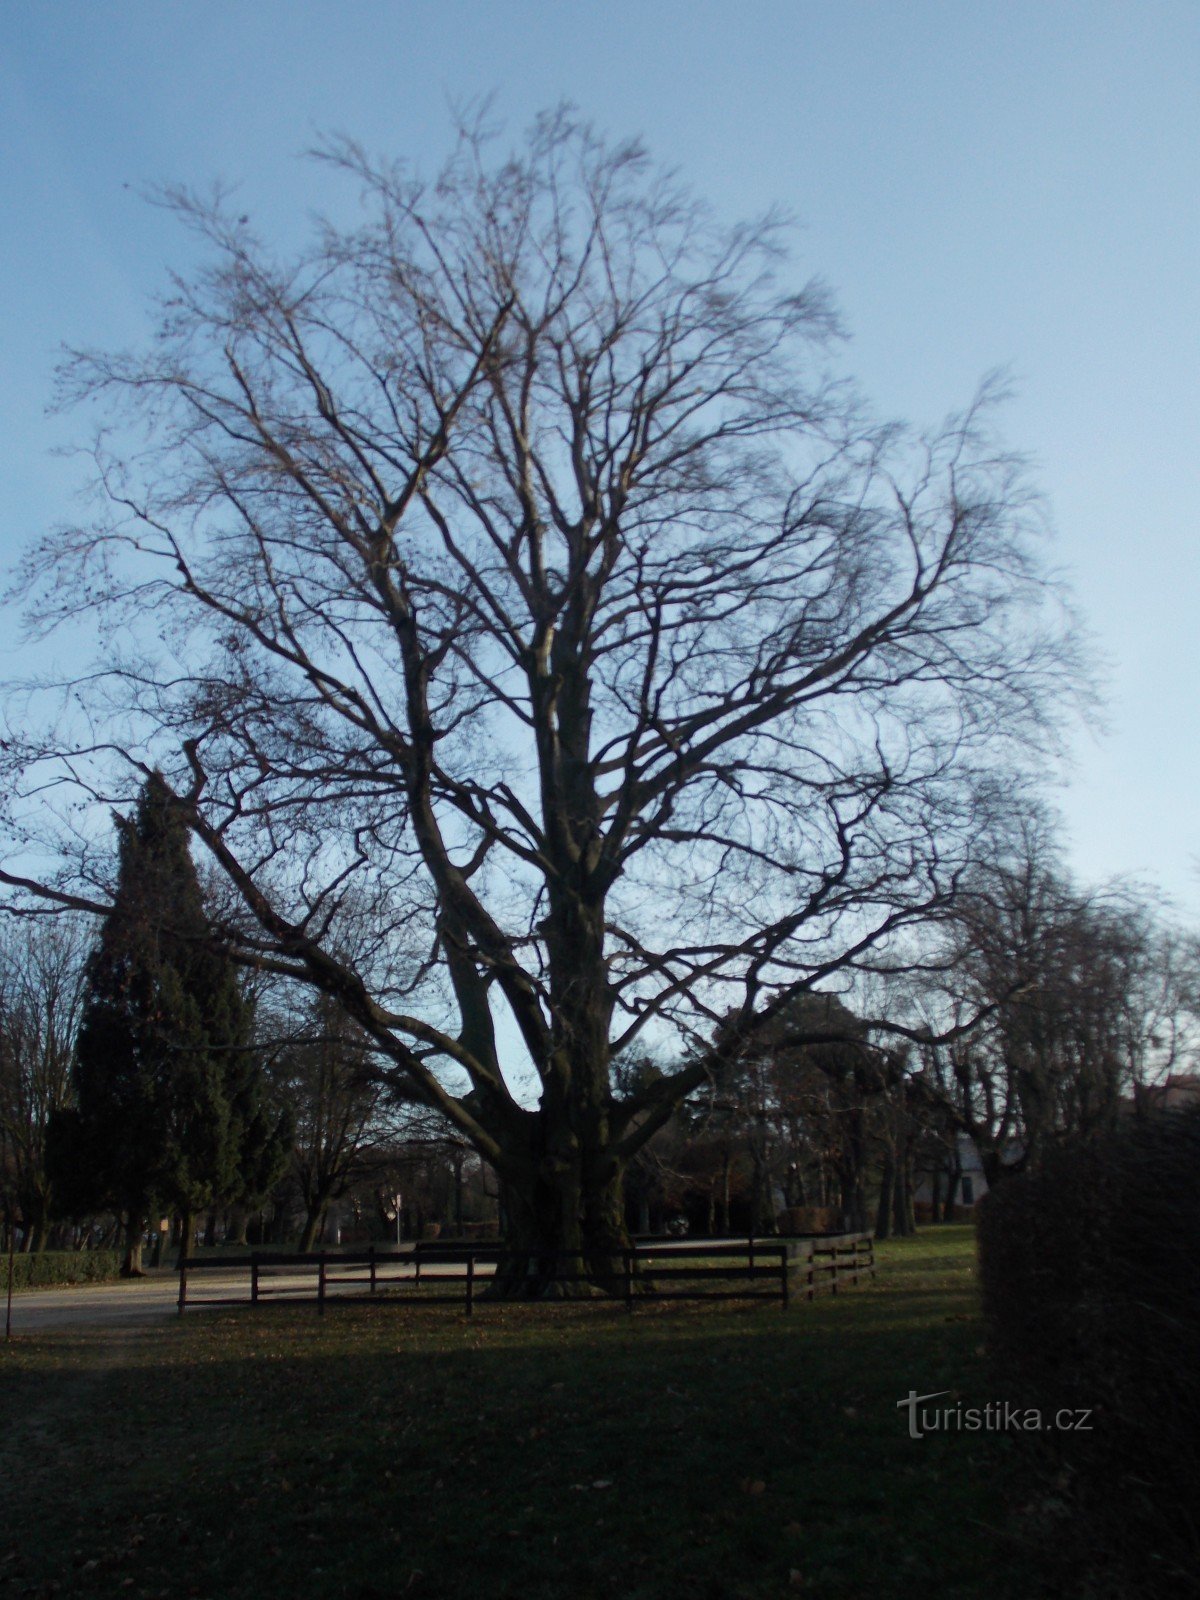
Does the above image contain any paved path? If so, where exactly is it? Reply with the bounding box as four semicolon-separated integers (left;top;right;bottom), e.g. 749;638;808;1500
3;1257;474;1333
5;1239;788;1333
6;1274;192;1333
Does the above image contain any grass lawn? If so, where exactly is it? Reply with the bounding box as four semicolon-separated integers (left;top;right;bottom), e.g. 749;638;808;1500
0;1227;1047;1600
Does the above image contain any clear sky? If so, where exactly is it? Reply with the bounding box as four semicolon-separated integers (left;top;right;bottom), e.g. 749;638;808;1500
2;1;1197;919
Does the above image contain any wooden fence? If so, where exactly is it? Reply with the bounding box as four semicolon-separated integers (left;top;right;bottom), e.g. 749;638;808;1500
177;1232;874;1317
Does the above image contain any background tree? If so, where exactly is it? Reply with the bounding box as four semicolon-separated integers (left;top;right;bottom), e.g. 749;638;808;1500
5;113;1080;1292
49;774;267;1273
0;914;89;1251
718;991;906;1234
274;991;397;1251
914;810;1196;1184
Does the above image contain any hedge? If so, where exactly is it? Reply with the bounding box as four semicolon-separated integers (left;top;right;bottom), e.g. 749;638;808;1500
977;1108;1200;1595
5;1250;124;1290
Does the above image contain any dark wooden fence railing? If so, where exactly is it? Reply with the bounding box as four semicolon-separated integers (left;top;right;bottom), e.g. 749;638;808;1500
176;1232;874;1317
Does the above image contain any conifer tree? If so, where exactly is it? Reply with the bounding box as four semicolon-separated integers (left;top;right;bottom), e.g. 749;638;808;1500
53;773;284;1272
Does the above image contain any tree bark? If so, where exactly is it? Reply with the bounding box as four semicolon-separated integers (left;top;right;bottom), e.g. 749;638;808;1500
121;1212;145;1277
487;1155;628;1299
298;1204;326;1254
874;1150;895;1240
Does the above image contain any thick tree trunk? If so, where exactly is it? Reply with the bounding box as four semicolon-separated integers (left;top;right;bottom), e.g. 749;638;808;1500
487;1158;629;1299
482;879;633;1298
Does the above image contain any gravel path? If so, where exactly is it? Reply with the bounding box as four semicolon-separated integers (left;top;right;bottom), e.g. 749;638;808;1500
6;1274;203;1333
3;1256;453;1332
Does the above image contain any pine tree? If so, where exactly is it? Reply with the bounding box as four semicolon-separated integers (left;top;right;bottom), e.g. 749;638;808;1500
53;773;282;1272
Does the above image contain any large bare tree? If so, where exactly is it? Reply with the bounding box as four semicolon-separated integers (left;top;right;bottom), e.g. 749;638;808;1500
2;111;1078;1291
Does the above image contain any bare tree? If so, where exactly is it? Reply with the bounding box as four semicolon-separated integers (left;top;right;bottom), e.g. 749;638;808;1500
0;915;89;1250
1;111;1080;1292
273;991;401;1251
916;811;1195;1183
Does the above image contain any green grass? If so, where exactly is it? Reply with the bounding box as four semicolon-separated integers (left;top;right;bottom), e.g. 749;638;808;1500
0;1227;1048;1600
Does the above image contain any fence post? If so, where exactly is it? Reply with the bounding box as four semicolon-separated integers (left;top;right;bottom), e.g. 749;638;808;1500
369;1244;376;1295
748;1234;756;1273
177;1253;188;1316
779;1246;789;1311
624;1249;634;1314
317;1253;327;1316
466;1254;475;1318
251;1254;259;1306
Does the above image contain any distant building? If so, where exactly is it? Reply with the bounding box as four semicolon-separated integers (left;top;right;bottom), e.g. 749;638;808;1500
914;1131;990;1217
1130;1073;1200;1116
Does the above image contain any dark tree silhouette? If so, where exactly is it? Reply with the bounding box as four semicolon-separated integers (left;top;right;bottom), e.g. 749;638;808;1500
913;809;1196;1185
49;775;283;1272
6;112;1079;1292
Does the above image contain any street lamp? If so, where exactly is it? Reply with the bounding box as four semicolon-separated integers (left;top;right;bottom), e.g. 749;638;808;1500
383;1192;402;1247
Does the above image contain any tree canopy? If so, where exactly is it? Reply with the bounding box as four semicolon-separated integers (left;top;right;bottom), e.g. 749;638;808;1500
3;111;1081;1289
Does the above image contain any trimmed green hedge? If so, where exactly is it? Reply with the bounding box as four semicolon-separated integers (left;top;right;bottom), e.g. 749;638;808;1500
6;1250;123;1290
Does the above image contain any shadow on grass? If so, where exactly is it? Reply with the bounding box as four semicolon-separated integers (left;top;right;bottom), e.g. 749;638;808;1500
0;1229;1050;1600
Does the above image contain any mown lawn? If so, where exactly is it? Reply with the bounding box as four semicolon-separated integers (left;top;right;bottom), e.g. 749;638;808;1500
0;1227;1047;1599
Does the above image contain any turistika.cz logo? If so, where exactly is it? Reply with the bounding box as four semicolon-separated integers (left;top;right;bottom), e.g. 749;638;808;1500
897;1389;1094;1440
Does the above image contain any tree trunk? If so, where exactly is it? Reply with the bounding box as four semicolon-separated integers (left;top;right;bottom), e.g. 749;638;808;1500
487;1158;629;1300
121;1212;146;1277
942;1148;962;1220
298;1204;325;1254
842;1108;870;1232
875;1150;895;1240
891;1160;912;1237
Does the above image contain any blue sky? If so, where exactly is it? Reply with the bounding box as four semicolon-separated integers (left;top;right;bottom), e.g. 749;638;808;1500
2;1;1198;917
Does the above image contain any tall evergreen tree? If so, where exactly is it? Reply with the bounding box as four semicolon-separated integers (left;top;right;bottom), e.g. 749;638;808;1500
52;773;282;1273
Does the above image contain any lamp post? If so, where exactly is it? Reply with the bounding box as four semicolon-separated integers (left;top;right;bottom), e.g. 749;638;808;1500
383;1192;403;1248
6;1221;20;1341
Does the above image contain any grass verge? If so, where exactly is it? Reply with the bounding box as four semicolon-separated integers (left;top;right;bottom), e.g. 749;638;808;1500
0;1226;1047;1600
